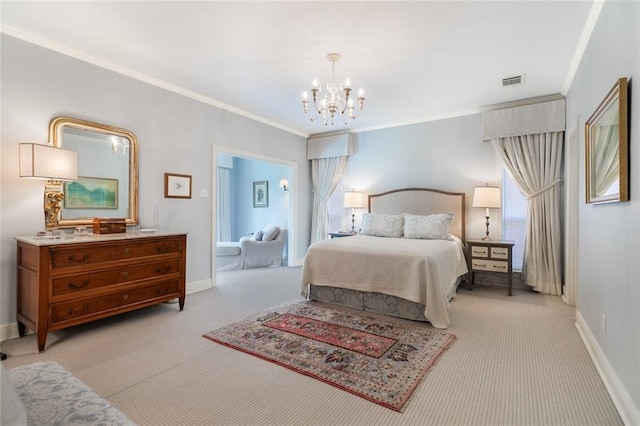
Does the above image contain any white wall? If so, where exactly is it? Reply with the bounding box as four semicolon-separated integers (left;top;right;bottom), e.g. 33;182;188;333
347;114;502;241
233;157;291;239
566;1;640;420
0;35;311;329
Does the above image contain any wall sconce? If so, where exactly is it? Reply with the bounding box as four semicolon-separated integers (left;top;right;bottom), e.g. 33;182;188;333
279;179;289;191
472;184;501;240
19;143;78;229
344;191;363;233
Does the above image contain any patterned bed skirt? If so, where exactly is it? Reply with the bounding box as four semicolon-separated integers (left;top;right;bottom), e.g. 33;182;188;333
306;277;462;323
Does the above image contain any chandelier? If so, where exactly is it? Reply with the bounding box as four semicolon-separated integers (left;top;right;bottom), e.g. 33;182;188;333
301;53;365;126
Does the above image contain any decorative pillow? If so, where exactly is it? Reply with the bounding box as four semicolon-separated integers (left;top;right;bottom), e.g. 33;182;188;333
360;213;404;238
250;230;263;241
404;213;454;240
261;224;280;241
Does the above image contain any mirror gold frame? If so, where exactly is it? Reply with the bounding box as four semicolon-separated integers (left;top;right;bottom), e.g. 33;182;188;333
585;77;629;204
50;116;139;227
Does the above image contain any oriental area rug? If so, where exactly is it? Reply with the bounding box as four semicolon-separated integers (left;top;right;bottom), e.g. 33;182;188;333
203;301;456;412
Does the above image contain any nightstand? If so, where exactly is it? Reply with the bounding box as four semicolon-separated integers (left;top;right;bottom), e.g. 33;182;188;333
466;239;515;295
329;232;356;239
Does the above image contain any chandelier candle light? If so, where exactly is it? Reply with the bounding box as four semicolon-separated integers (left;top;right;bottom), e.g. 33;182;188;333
472;185;501;240
302;53;365;126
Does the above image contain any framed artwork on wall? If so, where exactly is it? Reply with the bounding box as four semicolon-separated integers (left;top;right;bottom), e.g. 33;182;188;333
164;173;192;199
585;77;629;204
253;180;269;208
64;176;118;209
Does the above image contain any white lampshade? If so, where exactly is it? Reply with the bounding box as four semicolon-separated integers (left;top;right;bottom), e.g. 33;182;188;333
344;191;363;209
472;186;501;209
19;143;78;181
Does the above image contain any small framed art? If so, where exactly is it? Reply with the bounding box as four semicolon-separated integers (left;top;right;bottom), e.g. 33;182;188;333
65;176;118;209
164;173;192;199
253;180;268;208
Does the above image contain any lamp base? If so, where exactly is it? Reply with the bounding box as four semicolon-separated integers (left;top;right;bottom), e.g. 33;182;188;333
44;179;64;229
482;215;492;240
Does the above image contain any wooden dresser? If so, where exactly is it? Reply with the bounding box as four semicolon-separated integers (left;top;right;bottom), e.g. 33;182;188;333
16;232;187;351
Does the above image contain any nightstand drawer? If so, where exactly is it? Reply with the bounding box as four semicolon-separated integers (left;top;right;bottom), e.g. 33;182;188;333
471;259;509;273
491;247;509;259
470;246;488;257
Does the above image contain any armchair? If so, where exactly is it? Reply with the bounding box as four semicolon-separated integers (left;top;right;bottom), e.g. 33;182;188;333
240;227;287;269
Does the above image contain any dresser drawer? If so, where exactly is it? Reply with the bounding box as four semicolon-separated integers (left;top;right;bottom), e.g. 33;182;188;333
51;259;181;298
490;247;509;259
471;259;509;273
50;279;180;325
470;246;488;257
50;238;183;269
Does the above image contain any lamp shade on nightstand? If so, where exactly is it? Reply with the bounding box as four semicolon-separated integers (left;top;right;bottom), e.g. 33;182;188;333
472;185;500;240
344;191;363;233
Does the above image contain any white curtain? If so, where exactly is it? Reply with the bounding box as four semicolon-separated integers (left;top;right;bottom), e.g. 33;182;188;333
593;124;620;194
216;167;231;242
310;156;348;244
492;132;564;295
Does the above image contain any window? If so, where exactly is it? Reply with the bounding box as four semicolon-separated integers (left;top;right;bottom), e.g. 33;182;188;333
502;168;527;270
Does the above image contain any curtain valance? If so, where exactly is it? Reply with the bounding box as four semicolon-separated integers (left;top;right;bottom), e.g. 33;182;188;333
307;133;353;159
482;99;566;141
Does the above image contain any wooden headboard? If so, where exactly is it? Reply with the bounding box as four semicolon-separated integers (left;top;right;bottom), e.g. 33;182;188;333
368;187;466;241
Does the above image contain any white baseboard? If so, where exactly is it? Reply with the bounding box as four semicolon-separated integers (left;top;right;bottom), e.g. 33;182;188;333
187;278;212;294
0;279;214;344
575;311;640;426
0;322;21;343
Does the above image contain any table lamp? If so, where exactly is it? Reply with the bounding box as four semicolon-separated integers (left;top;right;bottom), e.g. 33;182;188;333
472;185;501;240
344;191;363;233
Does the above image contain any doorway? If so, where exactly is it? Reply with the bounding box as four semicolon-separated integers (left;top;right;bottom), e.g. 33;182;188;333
211;145;297;287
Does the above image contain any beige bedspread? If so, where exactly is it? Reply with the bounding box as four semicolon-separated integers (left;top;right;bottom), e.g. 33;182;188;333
301;235;468;328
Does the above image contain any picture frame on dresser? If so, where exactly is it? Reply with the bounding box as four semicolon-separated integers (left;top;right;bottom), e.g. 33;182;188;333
585;76;629;204
64;176;118;209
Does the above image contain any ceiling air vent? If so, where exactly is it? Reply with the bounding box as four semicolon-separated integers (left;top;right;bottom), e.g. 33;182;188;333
502;74;524;87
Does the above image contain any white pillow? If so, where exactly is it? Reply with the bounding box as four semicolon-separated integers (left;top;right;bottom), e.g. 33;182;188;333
360;213;404;238
250;230;263;241
404;213;453;240
261;224;280;241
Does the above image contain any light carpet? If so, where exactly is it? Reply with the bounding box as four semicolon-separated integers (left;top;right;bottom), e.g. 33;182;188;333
204;300;456;412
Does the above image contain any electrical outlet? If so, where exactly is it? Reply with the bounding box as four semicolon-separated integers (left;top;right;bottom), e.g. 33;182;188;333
200;189;208;198
601;314;607;334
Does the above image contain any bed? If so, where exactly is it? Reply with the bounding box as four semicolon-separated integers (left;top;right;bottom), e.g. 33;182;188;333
301;187;468;329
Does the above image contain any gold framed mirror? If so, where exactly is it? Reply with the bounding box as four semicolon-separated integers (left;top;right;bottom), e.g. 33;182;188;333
50;116;139;227
585;77;629;204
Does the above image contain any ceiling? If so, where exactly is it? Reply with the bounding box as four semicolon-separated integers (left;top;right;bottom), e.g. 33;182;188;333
1;1;596;137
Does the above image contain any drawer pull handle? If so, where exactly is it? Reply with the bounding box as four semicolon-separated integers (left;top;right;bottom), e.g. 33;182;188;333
155;266;173;274
122;271;129;278
476;263;487;267
123;294;129;300
156;246;172;254
123;248;130;254
68;280;90;290
68;254;90;263
493;265;506;270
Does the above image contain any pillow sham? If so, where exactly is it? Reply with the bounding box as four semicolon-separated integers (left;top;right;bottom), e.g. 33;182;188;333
262;224;280;241
360;213;404;238
404;213;454;240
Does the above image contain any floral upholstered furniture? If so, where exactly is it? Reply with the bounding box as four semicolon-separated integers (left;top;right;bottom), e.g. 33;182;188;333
216;225;287;271
3;361;134;425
